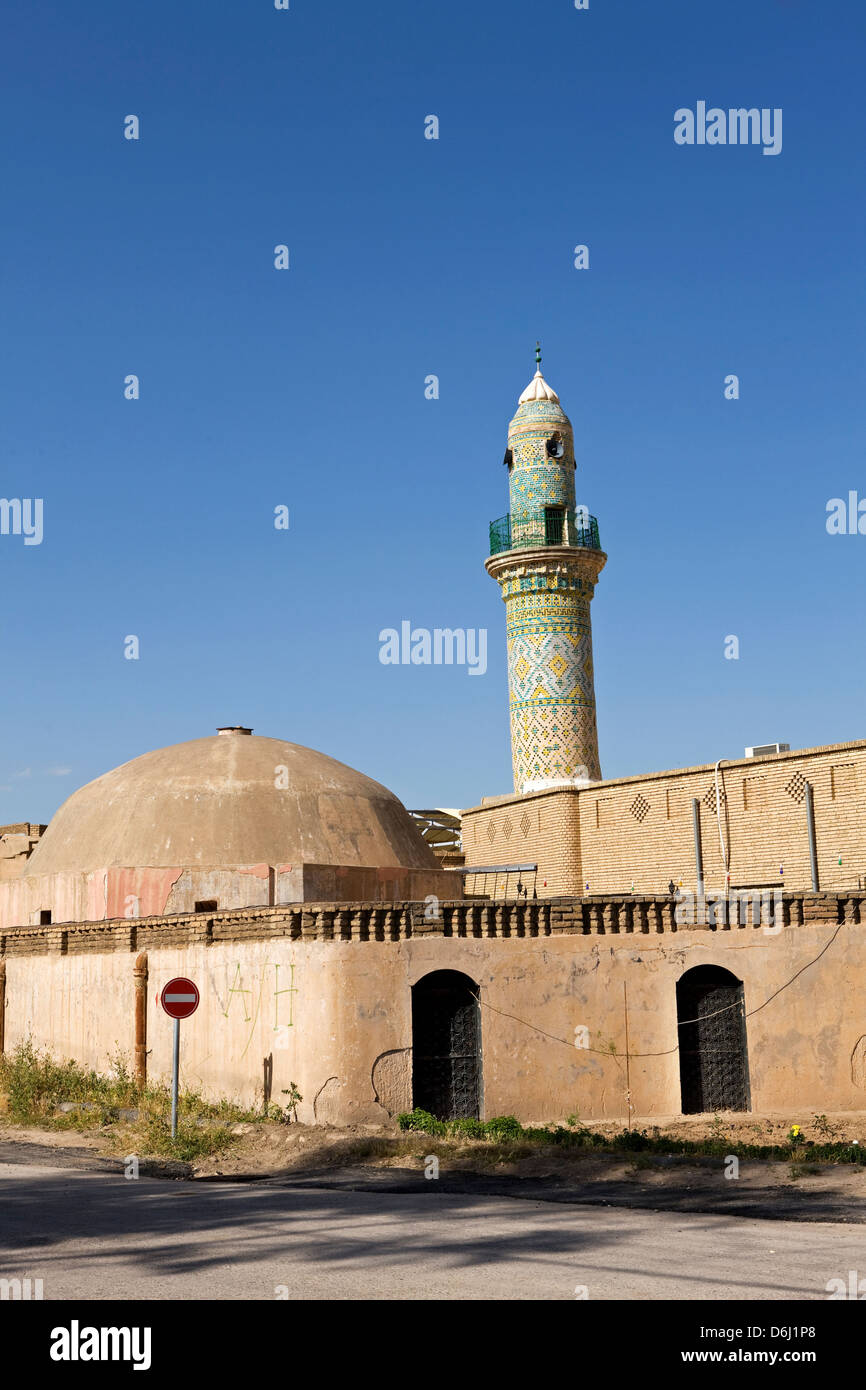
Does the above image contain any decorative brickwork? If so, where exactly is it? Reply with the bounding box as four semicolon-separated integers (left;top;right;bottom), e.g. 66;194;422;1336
786;771;807;803
702;784;727;811
463;741;866;898
0;890;853;961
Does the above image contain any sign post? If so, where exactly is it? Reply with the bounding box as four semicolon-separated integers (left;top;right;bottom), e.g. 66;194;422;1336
160;977;200;1139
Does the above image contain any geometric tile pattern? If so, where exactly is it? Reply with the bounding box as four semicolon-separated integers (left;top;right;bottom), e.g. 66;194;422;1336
508;399;571;434
503;568;602;788
507;625;594;704
489;379;607;793
510;462;574;522
507;397;576;526
630;794;650;823
509;701;601;789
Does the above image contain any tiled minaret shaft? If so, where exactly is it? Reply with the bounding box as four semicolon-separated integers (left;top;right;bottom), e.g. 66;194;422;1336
486;350;606;794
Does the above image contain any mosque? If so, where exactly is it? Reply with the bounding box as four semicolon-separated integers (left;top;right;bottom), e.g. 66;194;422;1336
2;355;866;1126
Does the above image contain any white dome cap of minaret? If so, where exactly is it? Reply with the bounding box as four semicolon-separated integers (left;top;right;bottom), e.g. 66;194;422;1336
518;342;560;404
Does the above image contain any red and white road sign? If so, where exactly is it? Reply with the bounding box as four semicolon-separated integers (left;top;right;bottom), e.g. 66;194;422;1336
160;977;200;1020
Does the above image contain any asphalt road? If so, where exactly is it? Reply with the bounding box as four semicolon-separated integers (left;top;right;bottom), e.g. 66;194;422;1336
1;1156;863;1300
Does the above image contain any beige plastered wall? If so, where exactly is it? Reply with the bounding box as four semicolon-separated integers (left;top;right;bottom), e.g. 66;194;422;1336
0;863;458;930
3;923;865;1123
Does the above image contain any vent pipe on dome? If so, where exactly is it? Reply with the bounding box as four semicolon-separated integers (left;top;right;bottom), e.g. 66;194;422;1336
217;726;253;736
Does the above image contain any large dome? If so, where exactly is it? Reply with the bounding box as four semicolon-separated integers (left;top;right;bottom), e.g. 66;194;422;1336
24;732;436;876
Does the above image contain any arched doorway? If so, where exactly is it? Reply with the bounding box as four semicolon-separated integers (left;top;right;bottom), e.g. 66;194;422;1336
676;965;750;1114
411;970;481;1120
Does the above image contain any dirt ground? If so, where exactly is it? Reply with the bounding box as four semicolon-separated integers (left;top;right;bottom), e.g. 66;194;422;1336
3;1110;866;1211
183;1109;866;1220
177;1108;865;1178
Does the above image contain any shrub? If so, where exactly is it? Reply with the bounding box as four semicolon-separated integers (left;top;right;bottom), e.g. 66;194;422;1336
483;1115;523;1141
612;1128;651;1151
397;1108;446;1134
388;1106;866;1166
446;1117;484;1138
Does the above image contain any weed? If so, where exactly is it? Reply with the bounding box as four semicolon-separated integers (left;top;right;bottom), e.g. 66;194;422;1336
708;1113;727;1143
627;1153;656;1172
0;1041;136;1125
397;1109;866;1165
482;1115;523;1141
138;1113;236;1163
264;1082;303;1125
446;1116;484;1139
0;1038;258;1160
397;1108;446;1134
282;1082;302;1122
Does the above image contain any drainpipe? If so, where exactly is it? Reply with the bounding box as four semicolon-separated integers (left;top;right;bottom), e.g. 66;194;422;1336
0;959;5;1057
804;781;820;891
692;798;704;900
133;952;148;1089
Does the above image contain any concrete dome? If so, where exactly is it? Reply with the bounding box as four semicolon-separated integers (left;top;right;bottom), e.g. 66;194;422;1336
24;732;437;876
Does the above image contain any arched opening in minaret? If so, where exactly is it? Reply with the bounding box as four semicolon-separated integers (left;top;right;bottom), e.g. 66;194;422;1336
676;965;750;1114
411;970;482;1120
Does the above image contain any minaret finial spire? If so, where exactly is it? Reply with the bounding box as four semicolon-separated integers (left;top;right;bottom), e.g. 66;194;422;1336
535;341;542;372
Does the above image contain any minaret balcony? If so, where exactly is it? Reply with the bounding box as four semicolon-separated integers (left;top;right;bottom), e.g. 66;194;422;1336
489;508;601;556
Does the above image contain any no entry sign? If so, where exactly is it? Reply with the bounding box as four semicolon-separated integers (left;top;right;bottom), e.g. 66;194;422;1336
160;977;199;1020
160;977;199;1140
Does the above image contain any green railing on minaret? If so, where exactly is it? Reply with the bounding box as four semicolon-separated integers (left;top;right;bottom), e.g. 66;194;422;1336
489;509;601;556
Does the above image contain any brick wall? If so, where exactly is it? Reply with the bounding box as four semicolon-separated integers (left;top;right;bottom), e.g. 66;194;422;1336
0;889;852;960
461;787;583;895
462;740;866;896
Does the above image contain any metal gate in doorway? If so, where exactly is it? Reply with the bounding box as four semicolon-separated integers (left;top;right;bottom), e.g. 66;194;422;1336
411;970;481;1120
677;965;750;1114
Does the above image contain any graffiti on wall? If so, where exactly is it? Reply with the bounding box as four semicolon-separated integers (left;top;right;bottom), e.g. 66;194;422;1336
211;961;297;1058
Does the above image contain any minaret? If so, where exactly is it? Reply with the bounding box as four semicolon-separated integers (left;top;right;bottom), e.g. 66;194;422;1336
486;348;607;794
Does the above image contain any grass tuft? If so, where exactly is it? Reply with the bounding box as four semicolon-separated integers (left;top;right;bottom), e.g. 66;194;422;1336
0;1039;257;1160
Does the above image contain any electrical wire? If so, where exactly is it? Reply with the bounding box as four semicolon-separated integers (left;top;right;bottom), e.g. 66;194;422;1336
472;915;848;1061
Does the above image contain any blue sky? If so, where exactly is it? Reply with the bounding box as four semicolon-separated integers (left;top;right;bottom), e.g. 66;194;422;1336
1;0;864;822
